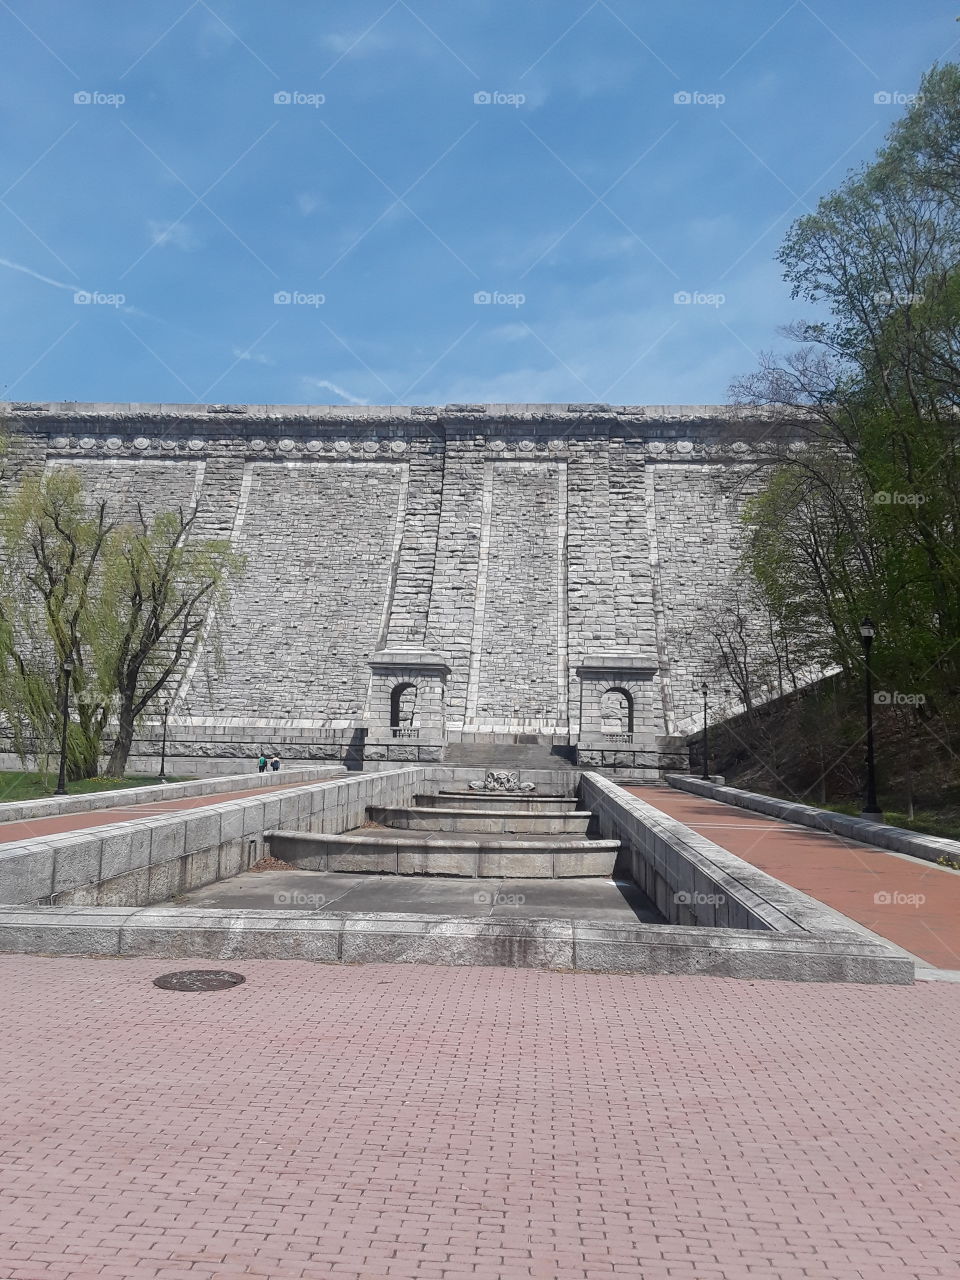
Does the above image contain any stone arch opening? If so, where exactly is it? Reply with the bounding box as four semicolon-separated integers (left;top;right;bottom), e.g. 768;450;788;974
600;687;634;735
390;681;418;729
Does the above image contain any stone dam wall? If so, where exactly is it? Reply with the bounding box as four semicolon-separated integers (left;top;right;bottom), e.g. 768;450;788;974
0;402;786;770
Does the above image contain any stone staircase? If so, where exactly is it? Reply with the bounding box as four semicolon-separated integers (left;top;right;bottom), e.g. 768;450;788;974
267;783;619;878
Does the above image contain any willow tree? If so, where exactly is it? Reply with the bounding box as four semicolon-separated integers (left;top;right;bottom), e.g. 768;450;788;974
0;470;242;778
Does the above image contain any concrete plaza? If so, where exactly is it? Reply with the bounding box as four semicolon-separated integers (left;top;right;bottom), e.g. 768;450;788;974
2;954;958;1280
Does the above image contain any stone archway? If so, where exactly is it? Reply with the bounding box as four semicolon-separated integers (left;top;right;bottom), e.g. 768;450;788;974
390;681;418;729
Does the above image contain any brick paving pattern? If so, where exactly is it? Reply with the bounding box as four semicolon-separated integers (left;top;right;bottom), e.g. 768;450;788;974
633;786;960;969
1;955;959;1279
0;780;312;848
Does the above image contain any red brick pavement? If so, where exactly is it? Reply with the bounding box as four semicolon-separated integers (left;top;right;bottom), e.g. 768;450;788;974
0;780;313;848
1;955;958;1279
632;786;960;970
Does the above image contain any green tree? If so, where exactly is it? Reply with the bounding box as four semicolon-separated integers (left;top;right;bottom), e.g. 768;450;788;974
0;470;242;779
732;62;960;720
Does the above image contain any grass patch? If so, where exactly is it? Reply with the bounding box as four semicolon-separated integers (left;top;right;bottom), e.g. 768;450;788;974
819;799;960;843
0;771;189;805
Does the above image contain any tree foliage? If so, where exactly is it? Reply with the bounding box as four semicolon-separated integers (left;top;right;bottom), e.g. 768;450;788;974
0;469;242;778
731;63;960;723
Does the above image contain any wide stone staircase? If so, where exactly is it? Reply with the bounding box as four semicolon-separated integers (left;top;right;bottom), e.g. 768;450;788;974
267;784;619;878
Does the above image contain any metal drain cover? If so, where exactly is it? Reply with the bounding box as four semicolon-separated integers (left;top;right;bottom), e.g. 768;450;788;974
153;970;246;992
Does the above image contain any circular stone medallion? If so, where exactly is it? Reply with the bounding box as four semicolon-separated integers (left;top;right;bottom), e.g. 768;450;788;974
488;439;506;452
188;438;204;451
78;436;95;450
278;438;295;451
390;439;407;453
105;436;122;451
250;438;266;451
153;970;246;992
676;440;693;454
133;436;150;450
306;439;322;452
52;436;70;450
362;439;378;453
334;440;350;453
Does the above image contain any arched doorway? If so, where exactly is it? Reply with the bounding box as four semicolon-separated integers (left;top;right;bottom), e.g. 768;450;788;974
600;687;634;736
390;681;418;730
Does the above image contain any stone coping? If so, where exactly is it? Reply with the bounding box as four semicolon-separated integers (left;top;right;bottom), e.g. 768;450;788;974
666;775;960;866
377;804;594;818
268;829;618;854
0;765;345;827
0;906;911;983
3;401;792;426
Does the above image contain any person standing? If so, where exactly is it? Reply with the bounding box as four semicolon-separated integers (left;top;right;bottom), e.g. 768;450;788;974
270;755;280;772
258;754;268;773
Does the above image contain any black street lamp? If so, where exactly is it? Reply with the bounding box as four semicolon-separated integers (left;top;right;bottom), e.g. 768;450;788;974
158;701;170;784
859;617;883;821
700;681;710;781
54;658;74;796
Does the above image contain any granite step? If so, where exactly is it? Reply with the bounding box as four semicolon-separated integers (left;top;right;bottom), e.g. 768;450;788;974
369;804;592;836
266;828;620;879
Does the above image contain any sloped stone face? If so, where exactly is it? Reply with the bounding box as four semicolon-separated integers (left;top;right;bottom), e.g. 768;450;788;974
1;403;781;758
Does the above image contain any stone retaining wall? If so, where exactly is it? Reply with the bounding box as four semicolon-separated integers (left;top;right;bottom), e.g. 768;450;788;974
0;765;344;827
0;767;421;909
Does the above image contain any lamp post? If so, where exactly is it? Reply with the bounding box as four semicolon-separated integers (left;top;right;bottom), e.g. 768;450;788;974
158;701;170;784
859;617;883;821
700;681;710;781
54;659;74;796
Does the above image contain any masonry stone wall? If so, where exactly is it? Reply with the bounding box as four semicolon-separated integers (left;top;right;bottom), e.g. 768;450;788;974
0;402;788;760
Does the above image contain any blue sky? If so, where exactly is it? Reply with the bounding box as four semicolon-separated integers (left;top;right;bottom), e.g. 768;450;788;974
0;1;956;407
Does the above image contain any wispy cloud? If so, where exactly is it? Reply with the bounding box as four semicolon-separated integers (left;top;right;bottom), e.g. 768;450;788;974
0;257;77;292
147;220;201;251
301;376;368;405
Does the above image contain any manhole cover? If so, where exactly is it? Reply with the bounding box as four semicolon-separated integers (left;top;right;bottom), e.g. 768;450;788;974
153;970;246;992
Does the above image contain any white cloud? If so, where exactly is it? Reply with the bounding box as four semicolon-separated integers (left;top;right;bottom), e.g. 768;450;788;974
147;220;201;251
232;347;273;366
301;376;368;405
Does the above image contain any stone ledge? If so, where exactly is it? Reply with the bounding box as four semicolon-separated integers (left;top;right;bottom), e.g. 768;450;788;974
0;765;345;827
0;906;912;982
666;775;960;866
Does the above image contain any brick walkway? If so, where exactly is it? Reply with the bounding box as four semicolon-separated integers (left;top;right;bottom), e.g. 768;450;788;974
0;780;312;847
1;956;959;1280
632;786;960;970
